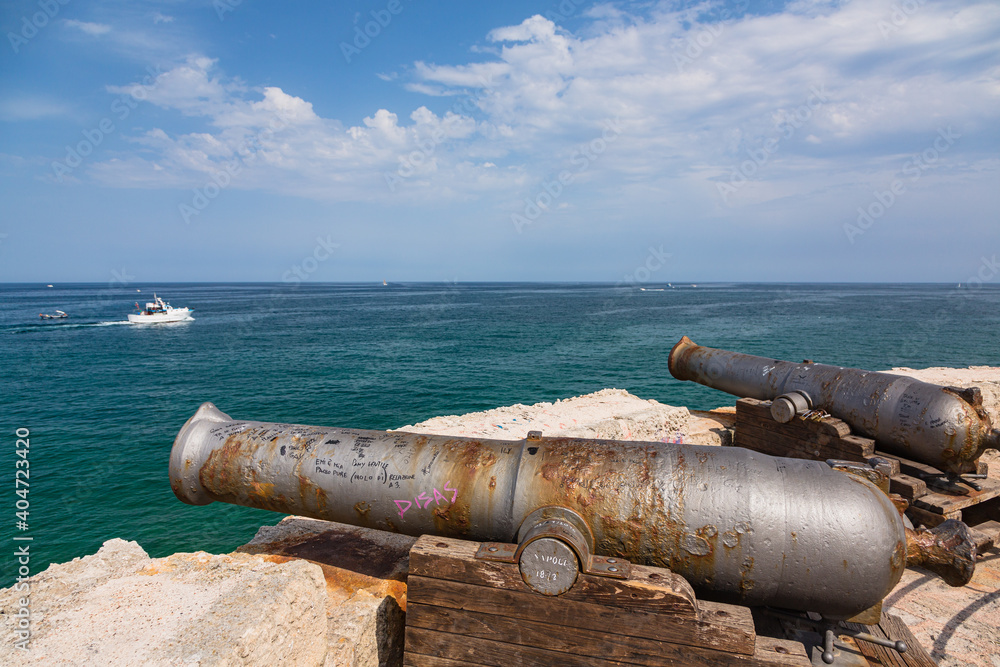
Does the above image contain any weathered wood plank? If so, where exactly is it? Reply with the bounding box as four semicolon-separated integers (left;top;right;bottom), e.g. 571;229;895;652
889;474;928;500
751;636;812;666
734;414;863;453
868;456;901;476
875;449;988;480
733;427;845;461
735;422;872;461
839;435;878;458
736;399;851;438
732;416;845;450
404;651;488;667
407;603;808;667
406;575;757;656
912;477;1000;514
406;626;644;667
844;612;936;667
410;535;698;617
905;505;961;528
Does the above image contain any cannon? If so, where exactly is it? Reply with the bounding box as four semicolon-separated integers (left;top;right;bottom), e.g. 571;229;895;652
170;402;975;621
669;336;1000;475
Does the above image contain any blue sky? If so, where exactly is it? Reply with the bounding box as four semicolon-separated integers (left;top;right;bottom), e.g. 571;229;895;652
1;0;998;283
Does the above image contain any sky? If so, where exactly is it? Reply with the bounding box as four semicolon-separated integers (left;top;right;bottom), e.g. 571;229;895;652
1;0;998;283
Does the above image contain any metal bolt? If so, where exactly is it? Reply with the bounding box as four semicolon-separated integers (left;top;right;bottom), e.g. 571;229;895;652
607;558;617;563
488;546;498;552
608;566;619;572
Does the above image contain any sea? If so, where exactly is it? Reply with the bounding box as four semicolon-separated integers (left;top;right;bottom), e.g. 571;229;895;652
2;282;998;586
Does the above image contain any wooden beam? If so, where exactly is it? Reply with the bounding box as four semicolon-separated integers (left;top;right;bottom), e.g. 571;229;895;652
905;504;962;528
889;474;928;500
406;575;757;656
735;399;851;438
735;422;872;461
912;478;1000;514
843;612;937;667
409;535;698;617
407;603;805;667
406;626;627;667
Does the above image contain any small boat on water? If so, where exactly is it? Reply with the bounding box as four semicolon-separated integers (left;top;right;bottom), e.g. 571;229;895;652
128;294;193;324
39;310;68;319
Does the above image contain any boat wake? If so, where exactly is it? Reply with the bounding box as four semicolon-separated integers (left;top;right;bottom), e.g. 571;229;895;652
125;317;194;326
5;320;134;334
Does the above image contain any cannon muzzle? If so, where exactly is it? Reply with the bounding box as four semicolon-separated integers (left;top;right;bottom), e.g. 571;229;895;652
165;402;973;619
669;336;998;474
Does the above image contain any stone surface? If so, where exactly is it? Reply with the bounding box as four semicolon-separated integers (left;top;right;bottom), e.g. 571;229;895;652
395;387;732;446
885;543;1000;667
238;516;414;667
0;539;329;666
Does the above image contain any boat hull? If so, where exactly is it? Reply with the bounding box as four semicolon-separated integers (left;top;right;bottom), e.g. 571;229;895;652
127;309;193;324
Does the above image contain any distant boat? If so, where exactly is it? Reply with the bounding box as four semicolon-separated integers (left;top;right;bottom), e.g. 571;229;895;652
639;288;665;291
39;310;67;319
382;279;388;286
46;284;53;288
128;294;193;324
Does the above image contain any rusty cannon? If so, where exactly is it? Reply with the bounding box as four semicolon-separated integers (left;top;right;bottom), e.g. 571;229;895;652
668;336;999;476
170;402;975;622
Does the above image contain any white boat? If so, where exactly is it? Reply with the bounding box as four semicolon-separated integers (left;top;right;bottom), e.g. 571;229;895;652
128;294;193;324
39;310;68;319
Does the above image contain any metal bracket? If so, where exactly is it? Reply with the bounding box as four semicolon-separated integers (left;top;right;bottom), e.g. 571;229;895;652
920;471;985;493
764;608;907;666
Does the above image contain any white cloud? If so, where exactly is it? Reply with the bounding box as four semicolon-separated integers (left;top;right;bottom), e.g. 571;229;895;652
64;20;112;36
152;13;174;24
84;1;1000;217
89;56;514;201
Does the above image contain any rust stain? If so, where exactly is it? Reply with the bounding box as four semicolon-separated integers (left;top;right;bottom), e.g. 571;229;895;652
258;554;409;611
315;486;328;513
488;475;497;490
354;500;371;517
738;555;756;595
446;439;498;471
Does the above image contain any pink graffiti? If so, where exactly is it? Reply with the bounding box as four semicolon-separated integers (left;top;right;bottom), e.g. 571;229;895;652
395;480;458;519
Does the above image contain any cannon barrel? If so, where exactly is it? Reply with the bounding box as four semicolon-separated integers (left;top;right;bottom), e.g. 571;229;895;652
668;336;1000;474
169;402;927;619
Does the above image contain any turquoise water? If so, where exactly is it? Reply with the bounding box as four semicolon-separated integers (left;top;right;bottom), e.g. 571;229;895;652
2;282;998;586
